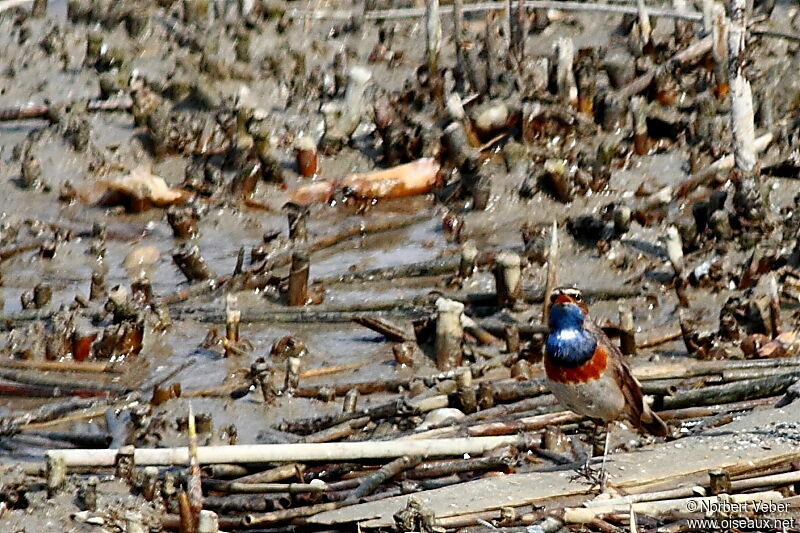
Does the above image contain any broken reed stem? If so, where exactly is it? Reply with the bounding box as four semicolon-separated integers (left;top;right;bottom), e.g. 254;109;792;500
458;242;478;279
187;406;203;530
618;306;636;355
285;203;308;241
636;0;652;48
728;22;756;174
426;0;441;73
494;251;522;308
631;95;649;155
435;298;464;371
711;3;728;98
555;38;577;107
541;221;558;323
224;295;240;357
665;225;689;307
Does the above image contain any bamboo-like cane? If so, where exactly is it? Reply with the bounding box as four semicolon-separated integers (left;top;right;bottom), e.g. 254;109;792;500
46;435;527;467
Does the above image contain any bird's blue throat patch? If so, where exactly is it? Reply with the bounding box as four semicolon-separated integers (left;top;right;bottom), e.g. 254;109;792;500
546;303;598;368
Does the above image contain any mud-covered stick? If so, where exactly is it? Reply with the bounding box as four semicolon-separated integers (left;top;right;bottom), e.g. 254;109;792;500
673;132;773;197
342;389;360;413
303;416;371;444
631;95;649;155
435;298;465;370
284;355;302;394
46;454;66;498
232;463;301;485
711;3;728;98
348;456;421;500
618;306;637;356
767;274;781;338
666;226;689;308
167;206;199;239
729;39;756;174
456;369;478;413
555;37;577;106
295;137;318;178
223;295;240;357
284;202;308;242
172;244;214;282
458;242;479;279
287;250;310;306
661;371;800;409
636;330;682;349
616;35;712;99
494;251;522;309
352;316;412;342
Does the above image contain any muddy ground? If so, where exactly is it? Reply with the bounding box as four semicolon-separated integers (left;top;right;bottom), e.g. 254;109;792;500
0;0;800;531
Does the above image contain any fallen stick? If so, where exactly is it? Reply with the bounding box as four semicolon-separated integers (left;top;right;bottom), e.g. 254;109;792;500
0;368;128;394
0;359;120;373
46;434;527;467
636;330;682;349
616;36;713;100
352;316;413;342
675;132;774;197
21;393;143;431
656;397;776;421
315;255;463;284
661;371;800;409
0;97;132;122
632;357;800;381
172;300;428;323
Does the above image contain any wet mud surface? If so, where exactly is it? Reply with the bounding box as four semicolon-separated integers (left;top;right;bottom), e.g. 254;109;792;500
0;0;800;531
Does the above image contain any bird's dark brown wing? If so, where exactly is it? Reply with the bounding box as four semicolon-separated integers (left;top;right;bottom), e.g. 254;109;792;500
585;319;668;437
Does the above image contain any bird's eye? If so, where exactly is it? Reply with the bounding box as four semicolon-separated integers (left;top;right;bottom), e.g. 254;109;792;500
574;293;583;302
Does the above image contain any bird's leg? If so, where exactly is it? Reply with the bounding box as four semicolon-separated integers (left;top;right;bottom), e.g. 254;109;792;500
599;422;611;491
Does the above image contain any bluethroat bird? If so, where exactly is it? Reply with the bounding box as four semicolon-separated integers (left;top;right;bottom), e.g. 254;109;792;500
545;287;668;466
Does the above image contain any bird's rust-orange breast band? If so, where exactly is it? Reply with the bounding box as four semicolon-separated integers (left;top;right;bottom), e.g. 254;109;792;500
545;344;609;384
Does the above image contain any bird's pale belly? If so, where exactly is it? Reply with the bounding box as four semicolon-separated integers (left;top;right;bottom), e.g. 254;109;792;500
546;371;626;422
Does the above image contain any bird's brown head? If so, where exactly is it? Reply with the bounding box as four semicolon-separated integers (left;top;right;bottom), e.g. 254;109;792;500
549;287;589;315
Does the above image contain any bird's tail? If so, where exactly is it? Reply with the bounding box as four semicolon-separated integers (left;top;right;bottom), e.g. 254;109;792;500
640;407;668;437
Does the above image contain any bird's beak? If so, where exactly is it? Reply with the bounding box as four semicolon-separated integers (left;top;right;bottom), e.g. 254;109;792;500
553;293;574;305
